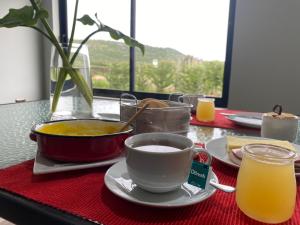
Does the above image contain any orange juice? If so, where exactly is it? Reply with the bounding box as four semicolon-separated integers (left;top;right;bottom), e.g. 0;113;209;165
196;98;215;122
236;144;296;223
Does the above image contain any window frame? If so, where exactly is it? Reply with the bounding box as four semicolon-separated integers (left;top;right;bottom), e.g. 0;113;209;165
59;0;236;107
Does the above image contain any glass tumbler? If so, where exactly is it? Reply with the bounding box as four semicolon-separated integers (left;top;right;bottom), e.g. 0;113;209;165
50;43;93;120
236;144;297;223
196;98;215;122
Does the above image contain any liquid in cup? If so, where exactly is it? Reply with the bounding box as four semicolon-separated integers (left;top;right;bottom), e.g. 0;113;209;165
236;144;297;223
196;98;215;122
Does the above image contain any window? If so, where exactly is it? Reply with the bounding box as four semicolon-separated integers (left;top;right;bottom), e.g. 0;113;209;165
61;0;236;107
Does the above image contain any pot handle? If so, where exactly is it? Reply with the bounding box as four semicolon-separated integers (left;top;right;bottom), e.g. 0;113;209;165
178;96;184;103
29;132;37;142
120;93;137;106
120;93;138;122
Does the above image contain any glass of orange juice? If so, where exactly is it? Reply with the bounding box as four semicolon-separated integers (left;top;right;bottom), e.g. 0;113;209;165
236;144;297;223
196;98;215;122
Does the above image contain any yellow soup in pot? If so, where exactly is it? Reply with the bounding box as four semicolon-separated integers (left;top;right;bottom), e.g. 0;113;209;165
36;120;124;136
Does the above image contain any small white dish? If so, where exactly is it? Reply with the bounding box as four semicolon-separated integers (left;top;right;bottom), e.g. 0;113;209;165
226;114;262;129
33;150;124;175
206;136;300;177
104;160;218;208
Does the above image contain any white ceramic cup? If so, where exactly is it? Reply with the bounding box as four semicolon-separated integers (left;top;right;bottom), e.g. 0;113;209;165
178;94;204;113
261;112;299;142
125;132;211;193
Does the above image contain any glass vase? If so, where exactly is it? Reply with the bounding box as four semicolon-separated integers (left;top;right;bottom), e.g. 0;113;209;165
50;43;93;120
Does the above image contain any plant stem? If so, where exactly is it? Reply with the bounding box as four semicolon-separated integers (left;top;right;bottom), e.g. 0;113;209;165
70;68;93;105
71;29;101;64
51;69;67;112
29;0;68;64
52;0;80;112
67;0;79;57
30;0;93;112
51;68;93;112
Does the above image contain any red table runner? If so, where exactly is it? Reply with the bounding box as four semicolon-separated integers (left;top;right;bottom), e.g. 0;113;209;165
190;109;260;130
0;159;299;225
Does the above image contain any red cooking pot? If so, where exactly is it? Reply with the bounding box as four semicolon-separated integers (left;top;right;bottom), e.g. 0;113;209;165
30;119;133;162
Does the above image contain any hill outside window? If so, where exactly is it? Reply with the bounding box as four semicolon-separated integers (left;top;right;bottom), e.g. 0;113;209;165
60;0;236;107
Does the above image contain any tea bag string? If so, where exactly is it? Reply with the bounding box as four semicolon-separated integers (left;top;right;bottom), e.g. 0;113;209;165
273;104;282;115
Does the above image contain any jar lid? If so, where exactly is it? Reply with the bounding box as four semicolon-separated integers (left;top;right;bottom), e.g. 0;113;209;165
242;144;297;163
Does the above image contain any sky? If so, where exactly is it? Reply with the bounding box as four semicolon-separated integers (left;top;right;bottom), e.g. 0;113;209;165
68;0;230;61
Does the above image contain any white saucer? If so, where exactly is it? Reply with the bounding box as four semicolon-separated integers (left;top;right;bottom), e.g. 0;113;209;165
33;150;124;175
104;160;218;208
226;114;262;129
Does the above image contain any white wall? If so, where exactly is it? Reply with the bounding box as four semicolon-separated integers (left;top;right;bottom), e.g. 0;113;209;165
0;1;44;104
228;0;300;114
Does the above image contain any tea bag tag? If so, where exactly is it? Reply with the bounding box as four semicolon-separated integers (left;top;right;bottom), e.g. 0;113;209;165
187;160;212;189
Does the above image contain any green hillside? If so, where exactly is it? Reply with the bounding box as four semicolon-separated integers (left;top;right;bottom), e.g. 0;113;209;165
85;39;186;64
80;39;223;97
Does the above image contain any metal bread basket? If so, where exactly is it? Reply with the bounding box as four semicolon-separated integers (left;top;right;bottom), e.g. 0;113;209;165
120;93;192;135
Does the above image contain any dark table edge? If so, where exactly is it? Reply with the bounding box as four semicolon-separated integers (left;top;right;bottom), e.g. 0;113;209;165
0;189;102;225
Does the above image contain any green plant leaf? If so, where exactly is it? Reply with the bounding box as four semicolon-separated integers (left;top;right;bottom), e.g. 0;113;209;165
102;25;145;55
77;14;144;55
36;8;48;20
0;6;48;28
77;15;96;26
0;2;144;114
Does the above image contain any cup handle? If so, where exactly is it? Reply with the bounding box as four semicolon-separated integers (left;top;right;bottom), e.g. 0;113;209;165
193;147;212;165
178;96;183;103
168;92;183;101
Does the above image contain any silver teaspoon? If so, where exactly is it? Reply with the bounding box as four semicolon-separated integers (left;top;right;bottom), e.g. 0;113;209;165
209;181;236;193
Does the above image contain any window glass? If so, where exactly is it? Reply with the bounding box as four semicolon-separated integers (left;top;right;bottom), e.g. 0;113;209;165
135;0;230;97
67;0;232;101
67;0;131;91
